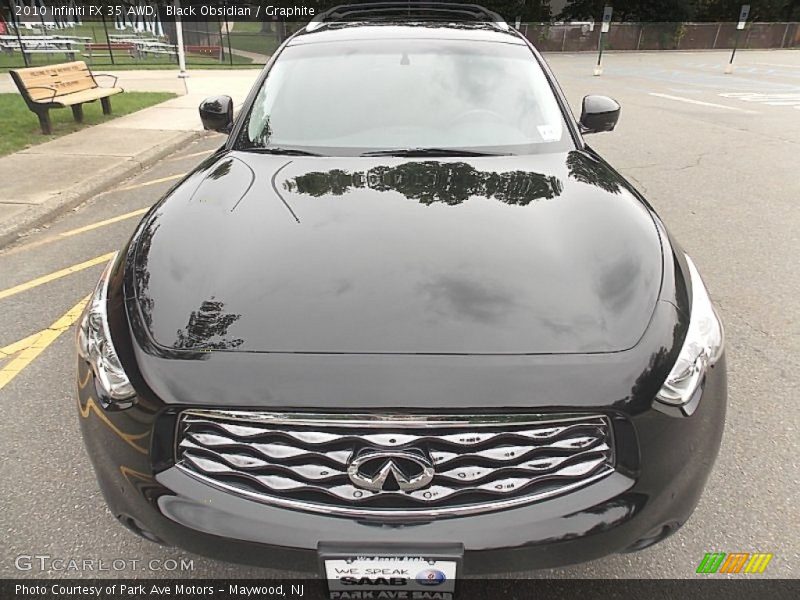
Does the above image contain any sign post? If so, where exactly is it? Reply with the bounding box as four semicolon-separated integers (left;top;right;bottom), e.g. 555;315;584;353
726;4;750;74
594;6;613;76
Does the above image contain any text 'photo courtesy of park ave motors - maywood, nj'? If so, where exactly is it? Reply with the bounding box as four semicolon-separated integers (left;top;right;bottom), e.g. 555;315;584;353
14;583;303;597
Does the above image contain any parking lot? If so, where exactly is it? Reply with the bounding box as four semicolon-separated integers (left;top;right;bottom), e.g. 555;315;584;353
0;49;797;579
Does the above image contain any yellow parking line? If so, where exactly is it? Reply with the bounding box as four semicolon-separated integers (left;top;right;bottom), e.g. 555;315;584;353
0;332;41;359
0;295;89;391
0;252;115;301
1;172;184;257
58;208;149;238
3;209;149;256
115;173;185;192
167;149;213;161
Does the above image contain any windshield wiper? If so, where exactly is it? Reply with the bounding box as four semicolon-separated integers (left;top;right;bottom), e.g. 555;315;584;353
248;147;323;156
360;147;508;157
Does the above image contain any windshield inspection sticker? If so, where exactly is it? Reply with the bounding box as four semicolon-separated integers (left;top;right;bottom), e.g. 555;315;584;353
538;125;560;141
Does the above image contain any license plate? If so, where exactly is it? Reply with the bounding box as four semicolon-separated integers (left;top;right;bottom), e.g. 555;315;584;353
320;544;461;599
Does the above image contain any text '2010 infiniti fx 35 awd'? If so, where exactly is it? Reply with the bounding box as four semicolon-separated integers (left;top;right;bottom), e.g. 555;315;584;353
76;4;726;585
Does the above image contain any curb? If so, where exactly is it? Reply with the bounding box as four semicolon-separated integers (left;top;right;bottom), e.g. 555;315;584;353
0;129;206;250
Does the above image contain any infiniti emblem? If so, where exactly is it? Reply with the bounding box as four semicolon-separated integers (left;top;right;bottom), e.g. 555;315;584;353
347;449;435;492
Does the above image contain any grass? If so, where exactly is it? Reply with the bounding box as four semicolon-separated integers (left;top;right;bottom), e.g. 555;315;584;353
227;32;280;57
228;21;264;33
225;21;287;57
0;91;176;157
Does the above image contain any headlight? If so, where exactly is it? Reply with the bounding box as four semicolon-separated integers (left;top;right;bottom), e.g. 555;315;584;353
77;253;135;402
656;254;724;406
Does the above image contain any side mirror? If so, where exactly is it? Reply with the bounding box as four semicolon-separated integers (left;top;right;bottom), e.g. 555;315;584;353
579;95;620;134
199;95;234;133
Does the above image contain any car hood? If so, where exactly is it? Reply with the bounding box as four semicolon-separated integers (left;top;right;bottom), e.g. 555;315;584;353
128;150;663;355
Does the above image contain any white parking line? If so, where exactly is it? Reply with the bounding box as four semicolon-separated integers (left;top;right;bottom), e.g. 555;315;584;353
648;93;759;114
751;63;800;69
719;92;800;107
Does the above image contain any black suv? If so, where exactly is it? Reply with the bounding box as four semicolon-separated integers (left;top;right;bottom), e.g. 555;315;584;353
77;3;726;586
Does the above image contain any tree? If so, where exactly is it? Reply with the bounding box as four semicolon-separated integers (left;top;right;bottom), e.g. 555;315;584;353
559;0;696;22
559;0;799;21
696;0;800;21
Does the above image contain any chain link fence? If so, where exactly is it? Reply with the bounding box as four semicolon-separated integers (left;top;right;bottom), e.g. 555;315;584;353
522;22;800;52
1;4;798;71
1;1;298;69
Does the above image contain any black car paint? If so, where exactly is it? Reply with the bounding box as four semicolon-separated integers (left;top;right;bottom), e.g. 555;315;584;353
77;21;726;573
129;152;663;356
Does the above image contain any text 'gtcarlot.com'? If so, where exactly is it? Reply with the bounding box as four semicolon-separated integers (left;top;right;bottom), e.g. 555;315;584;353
14;554;194;572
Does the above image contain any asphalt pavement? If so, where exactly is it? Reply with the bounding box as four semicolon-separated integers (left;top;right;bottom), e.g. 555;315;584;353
0;49;797;579
0;69;259;247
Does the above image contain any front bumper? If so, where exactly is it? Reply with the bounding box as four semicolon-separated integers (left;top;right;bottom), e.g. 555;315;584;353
76;351;726;574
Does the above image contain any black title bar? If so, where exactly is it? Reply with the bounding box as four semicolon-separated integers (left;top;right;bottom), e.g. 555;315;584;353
4;0;793;24
2;578;800;600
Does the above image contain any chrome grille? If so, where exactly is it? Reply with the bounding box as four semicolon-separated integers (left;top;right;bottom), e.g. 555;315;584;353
175;410;615;518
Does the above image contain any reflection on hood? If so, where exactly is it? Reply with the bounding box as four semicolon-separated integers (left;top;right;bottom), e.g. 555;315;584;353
129;149;661;356
566;152;621;194
283;161;563;206
173;298;244;351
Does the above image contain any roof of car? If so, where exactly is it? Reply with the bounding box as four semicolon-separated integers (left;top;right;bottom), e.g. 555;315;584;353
289;21;526;46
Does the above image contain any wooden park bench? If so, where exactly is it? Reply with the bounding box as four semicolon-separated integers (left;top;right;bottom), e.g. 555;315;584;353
9;61;124;134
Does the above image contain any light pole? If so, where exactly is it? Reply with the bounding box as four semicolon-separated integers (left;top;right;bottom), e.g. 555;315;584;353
174;0;188;78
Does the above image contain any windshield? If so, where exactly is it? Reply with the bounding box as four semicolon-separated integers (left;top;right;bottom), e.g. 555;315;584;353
236;38;572;156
